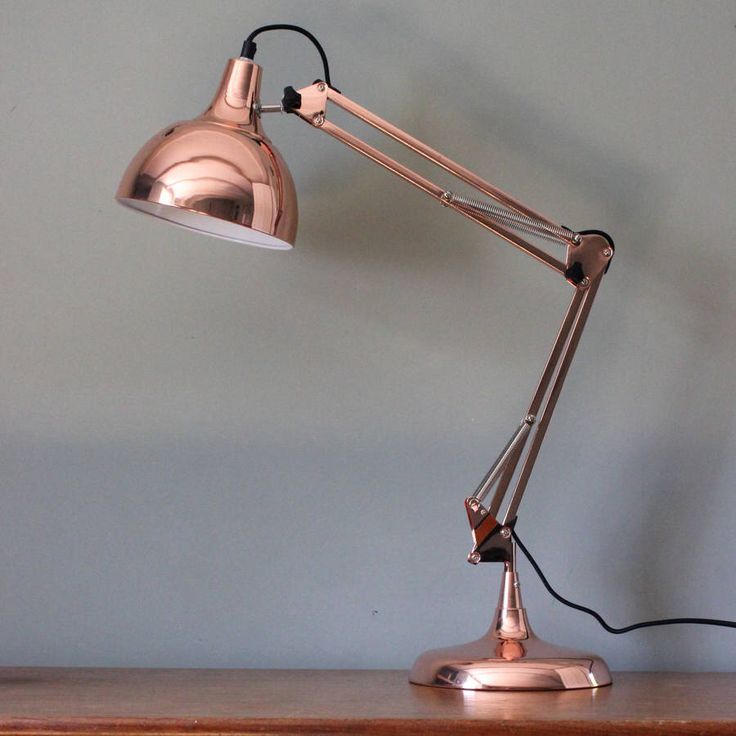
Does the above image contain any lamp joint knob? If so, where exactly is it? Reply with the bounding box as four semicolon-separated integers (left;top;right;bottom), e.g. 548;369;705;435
281;86;302;113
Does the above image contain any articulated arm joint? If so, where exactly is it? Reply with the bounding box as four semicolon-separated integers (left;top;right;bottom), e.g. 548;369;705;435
565;230;615;288
465;499;516;565
282;82;328;122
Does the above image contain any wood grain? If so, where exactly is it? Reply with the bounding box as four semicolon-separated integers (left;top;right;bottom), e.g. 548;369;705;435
0;668;733;736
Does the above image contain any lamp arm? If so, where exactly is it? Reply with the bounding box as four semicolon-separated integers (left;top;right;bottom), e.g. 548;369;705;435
276;82;613;564
284;83;580;275
466;274;603;563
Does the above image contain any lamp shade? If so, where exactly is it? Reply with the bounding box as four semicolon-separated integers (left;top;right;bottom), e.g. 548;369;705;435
116;59;297;249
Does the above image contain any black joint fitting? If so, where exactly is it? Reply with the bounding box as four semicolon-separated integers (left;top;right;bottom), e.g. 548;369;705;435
241;39;257;59
565;261;586;285
281;86;302;113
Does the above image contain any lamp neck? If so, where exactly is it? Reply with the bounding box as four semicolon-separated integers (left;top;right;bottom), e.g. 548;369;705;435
201;58;263;131
491;546;531;642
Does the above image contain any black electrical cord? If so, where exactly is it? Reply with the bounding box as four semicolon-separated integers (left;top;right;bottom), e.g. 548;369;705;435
240;24;332;88
511;529;736;633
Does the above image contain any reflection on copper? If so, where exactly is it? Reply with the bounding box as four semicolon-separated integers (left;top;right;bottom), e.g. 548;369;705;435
495;640;526;661
116;59;297;248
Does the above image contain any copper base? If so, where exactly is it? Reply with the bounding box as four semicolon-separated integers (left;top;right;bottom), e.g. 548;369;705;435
409;564;612;691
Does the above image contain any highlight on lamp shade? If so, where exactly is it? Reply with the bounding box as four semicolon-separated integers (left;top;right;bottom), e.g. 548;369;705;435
116;58;297;249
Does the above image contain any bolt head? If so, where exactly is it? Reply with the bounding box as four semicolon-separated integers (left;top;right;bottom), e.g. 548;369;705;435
317;83;326;92
468;552;481;565
499;527;512;539
602;247;613;258
579;276;591;288
312;113;325;127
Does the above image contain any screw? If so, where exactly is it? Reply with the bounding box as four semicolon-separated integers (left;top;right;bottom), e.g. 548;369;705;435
602;247;613;258
317;83;326;92
440;191;453;206
579;276;591;288
499;527;512;539
572;234;582;246
312;113;325;127
468;552;481;565
525;414;536;425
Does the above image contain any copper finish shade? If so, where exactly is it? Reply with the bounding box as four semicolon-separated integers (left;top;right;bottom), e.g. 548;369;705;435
116;59;297;248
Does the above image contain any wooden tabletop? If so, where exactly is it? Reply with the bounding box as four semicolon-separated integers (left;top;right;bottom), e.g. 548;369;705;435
0;668;733;735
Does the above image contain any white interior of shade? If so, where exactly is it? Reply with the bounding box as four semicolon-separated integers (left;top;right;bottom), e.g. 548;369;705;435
117;199;293;250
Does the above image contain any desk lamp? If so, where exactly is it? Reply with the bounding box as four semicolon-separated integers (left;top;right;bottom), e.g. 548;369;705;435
117;25;615;691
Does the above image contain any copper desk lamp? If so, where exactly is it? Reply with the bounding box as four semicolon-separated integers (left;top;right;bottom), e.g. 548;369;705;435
117;25;615;691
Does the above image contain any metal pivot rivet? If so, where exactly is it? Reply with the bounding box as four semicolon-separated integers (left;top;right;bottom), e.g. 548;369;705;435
601;247;613;258
440;191;453;206
525;414;536;425
468;552;481;565
579;276;591;289
499;527;512;539
317;83;326;92
312;113;325;127
572;234;582;246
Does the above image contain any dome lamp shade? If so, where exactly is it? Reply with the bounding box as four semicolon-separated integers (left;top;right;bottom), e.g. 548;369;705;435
116;58;297;249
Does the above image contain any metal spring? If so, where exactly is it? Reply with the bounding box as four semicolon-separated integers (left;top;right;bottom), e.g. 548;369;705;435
446;193;580;245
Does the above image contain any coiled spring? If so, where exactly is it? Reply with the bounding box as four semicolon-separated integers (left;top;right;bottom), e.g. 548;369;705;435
445;193;580;246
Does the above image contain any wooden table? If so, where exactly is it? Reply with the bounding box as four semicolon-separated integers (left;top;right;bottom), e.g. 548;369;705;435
0;668;733;735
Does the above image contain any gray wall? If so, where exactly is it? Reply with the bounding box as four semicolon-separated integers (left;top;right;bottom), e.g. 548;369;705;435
1;0;735;671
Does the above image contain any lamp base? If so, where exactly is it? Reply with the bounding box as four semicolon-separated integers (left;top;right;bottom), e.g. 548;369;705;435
409;560;611;691
409;632;611;691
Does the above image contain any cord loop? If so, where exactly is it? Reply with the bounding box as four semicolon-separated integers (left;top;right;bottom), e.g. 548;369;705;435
241;24;332;88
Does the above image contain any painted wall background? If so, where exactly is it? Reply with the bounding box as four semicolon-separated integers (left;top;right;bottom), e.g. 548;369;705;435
1;0;735;670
